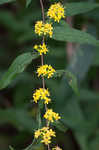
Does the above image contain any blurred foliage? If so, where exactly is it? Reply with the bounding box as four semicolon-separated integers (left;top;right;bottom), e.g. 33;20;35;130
0;0;99;150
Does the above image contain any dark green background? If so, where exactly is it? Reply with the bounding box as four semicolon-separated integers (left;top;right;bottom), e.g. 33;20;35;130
0;0;99;150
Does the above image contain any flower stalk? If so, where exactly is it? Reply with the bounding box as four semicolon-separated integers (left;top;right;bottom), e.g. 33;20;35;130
33;0;65;149
40;0;50;149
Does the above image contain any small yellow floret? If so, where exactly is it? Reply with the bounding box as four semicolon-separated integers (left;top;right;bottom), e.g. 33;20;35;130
35;21;44;36
44;109;61;123
34;127;56;145
33;88;51;104
44;23;53;38
34;43;48;55
35;21;53;37
47;3;65;23
34;129;41;139
37;64;56;78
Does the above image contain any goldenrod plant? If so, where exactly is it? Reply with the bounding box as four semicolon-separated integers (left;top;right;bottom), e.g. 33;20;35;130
0;0;99;150
33;1;64;149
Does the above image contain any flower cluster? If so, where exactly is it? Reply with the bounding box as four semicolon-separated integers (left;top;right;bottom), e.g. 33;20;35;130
33;88;51;104
44;109;61;122
37;64;56;78
34;127;56;145
34;43;48;55
35;21;53;37
47;3;65;23
33;1;65;149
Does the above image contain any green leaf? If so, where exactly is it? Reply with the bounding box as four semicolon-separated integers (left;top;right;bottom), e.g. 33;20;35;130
75;132;88;150
53;21;99;45
68;44;95;81
89;133;99;150
0;109;37;132
0;11;33;33
52;121;68;133
9;146;14;150
54;70;79;95
65;70;79;96
93;47;99;66
26;0;32;7
54;42;95;110
62;97;85;130
0;0;15;5
0;52;39;89
66;2;99;16
37;109;42;128
79;89;99;102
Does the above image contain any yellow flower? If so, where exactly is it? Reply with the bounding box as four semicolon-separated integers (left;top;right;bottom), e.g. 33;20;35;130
41;128;56;145
41;136;51;145
34;43;48;55
35;21;44;36
35;21;53;37
52;146;62;150
47;3;65;23
44;23;53;38
37;64;56;78
44;109;61;123
34;129;41;139
34;127;56;145
33;88;51;104
49;129;56;137
41;127;49;131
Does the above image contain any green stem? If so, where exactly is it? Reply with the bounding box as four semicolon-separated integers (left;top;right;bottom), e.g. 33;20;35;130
39;0;50;150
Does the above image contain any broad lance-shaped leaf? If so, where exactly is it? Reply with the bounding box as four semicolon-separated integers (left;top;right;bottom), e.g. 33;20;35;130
0;109;37;132
66;2;99;16
55;43;96;109
52;120;68;133
0;52;39;89
54;70;79;95
53;22;99;46
65;71;79;95
67;44;95;81
79;89;99;102
0;0;15;4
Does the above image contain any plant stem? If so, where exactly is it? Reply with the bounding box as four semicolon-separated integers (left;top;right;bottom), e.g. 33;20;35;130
40;0;47;112
39;0;50;150
40;0;45;23
40;0;45;90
